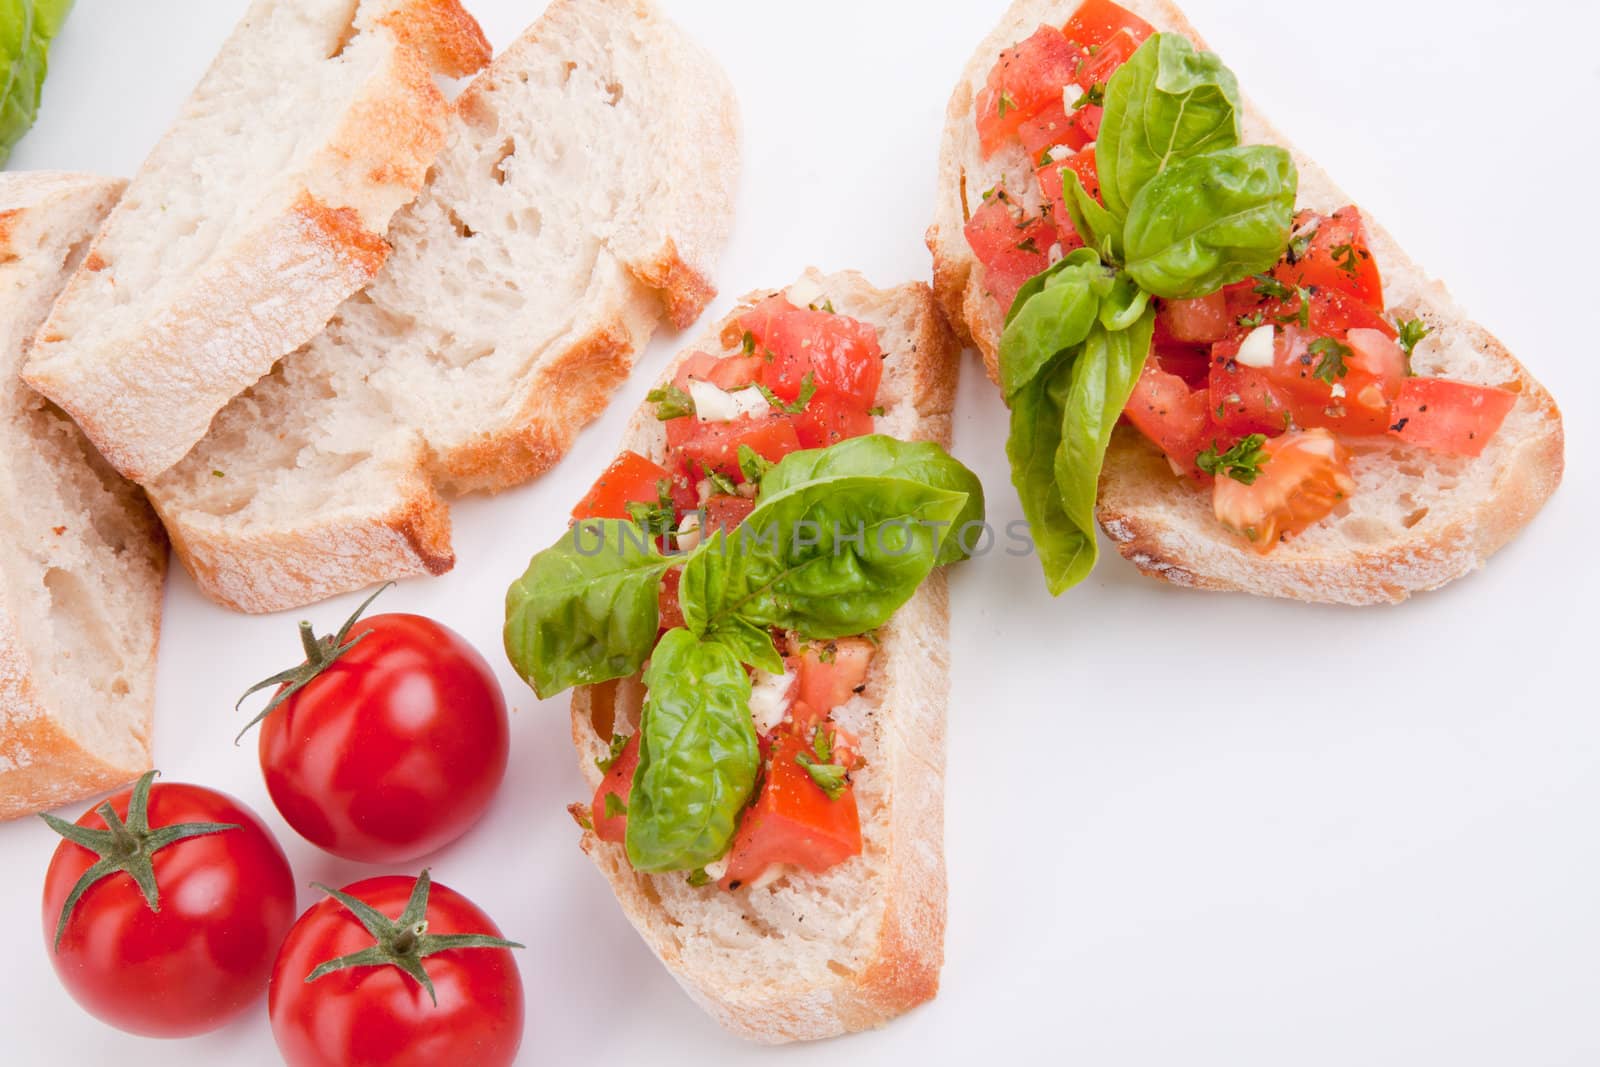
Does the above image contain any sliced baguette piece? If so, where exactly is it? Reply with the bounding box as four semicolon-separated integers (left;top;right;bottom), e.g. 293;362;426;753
146;0;740;615
569;269;959;1044
927;0;1564;605
0;173;168;820
21;0;491;483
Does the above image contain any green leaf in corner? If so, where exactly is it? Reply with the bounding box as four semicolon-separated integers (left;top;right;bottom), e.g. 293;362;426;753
1122;145;1298;300
503;519;673;699
1096;33;1242;221
0;0;74;166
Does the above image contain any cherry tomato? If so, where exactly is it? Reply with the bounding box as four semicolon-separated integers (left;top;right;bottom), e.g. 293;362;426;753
252;596;510;864
269;874;524;1067
40;773;296;1037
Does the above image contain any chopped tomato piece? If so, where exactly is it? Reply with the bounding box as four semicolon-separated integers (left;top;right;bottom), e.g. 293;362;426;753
795;637;875;714
719;731;861;889
591;733;641;844
1076;27;1144;90
1161;293;1231;343
1063;147;1100;204
732;295;798;346
964;195;1059;313
1212;429;1356;553
976;26;1081;157
1209;343;1293;437
571;450;671;522
1062;0;1155;52
1066;101;1102;144
792;391;875;449
1273;206;1384;310
1125;362;1214;474
657;569;685;632
1018;101;1088;160
742;306;883;408
673;351;763;392
702;494;755;534
668;414;803;481
1388;378;1516;457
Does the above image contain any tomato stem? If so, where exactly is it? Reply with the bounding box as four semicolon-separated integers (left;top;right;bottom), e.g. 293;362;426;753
38;771;240;950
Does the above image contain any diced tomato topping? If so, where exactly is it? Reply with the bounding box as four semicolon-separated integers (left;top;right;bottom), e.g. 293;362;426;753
1066;102;1103;145
657;568;685;632
591;733;641;844
792;391;875;449
674;351;763;392
1125;363;1214;475
719;731;861;889
795;637;875;714
1064;147;1100;204
572;450;671;522
1388;378;1516;457
668;414;803;481
1018;101;1088;161
1212;429;1357;553
963;195;1059;313
1273;207;1384;310
1160;293;1231;344
976;26;1081;157
1076;27;1145;90
702;494;755;534
1062;0;1155;53
1208;343;1292;437
742;306;884;408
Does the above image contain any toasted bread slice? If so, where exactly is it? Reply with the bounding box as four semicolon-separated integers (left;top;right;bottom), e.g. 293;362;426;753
0;173;168;820
146;0;740;614
927;0;1564;604
22;0;491;483
568;270;959;1043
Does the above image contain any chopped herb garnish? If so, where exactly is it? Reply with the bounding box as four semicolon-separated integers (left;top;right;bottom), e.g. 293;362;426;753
646;383;694;420
1308;337;1352;384
741;330;756;355
1071;82;1106;109
624;478;676;535
795;750;848;800
1237;312;1265;329
1395;317;1431;358
704;466;738;497
1017;236;1040;255
997;91;1016;117
1196;434;1270;485
737;444;772;484
757;370;817;414
867;405;885;417
686;868;712;887
595;733;630;773
1331;243;1359;276
1251;274;1294;301
603;792;628;818
1287;226;1317;262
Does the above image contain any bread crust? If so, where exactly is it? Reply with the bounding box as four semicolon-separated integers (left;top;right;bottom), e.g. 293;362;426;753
567;270;958;1042
927;0;1565;604
21;0;491;483
0;172;168;820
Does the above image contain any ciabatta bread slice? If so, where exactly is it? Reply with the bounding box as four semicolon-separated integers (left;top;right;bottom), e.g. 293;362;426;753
0;173;168;820
145;0;739;616
569;269;959;1044
22;0;491;483
927;0;1564;605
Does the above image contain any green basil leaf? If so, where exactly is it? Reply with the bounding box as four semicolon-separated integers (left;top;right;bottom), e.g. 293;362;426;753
759;435;986;564
999;251;1105;401
1006;357;1086;595
1096;270;1151;333
624;629;758;872
680;475;967;639
1062;170;1123;264
0;0;73;165
1097;33;1242;220
1123;145;1298;300
1050;308;1157;590
703;616;784;674
503;519;673;699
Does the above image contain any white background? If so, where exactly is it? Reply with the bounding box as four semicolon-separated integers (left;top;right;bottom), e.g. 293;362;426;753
3;0;1597;1063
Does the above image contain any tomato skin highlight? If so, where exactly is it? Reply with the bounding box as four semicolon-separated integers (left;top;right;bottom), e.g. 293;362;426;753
41;783;296;1038
258;612;510;864
269;876;524;1067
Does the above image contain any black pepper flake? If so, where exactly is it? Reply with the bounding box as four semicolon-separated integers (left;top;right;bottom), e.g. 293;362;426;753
1390;417;1410;432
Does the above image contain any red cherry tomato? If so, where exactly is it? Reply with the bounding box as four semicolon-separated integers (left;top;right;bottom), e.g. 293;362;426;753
269;874;524;1067
40;775;296;1037
253;600;510;864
